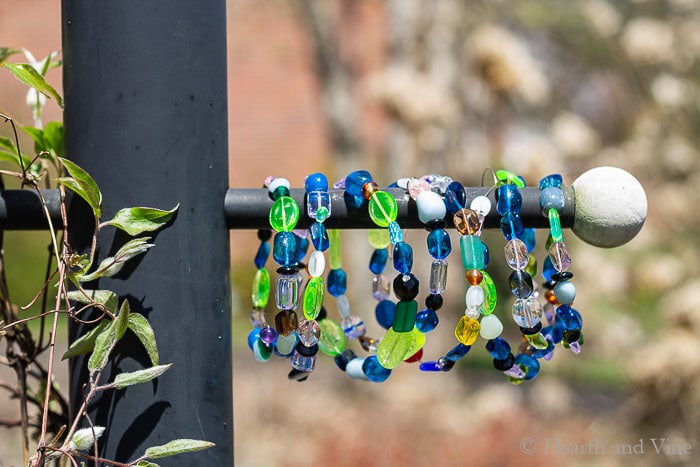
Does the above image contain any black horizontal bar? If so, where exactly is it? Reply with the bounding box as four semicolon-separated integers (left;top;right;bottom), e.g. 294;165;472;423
0;189;63;230
225;187;575;230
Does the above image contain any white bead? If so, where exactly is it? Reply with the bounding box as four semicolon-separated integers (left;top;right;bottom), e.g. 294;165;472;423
470;195;492;217
346;358;369;380
465;285;485;309
416;190;446;224
307;251;325;277
268;177;291;194
337;294;351;318
479;314;503;339
465;307;481;319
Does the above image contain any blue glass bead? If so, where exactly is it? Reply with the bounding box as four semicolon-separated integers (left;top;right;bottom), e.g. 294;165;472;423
309;222;330;252
444;181;466;214
247;328;261;352
334;349;358;371
500;211;525;240
297;234;309;262
375;299;396;329
307;191;331;220
254;241;270;269
530;339;554;359
388;222;403;244
342;315;367;339
540;186;565;214
369;248;389;274
483;242;490;268
539;174;563;190
362;355;392;382
522;228;536;253
273;231;299;267
393;241;413;274
556;305;582;331
415;308;439;333
515;353;540;380
305;172;329;192
427;229;452;260
445;343;471;362
419;361;442;372
496;184;522;215
509;270;534;298
542;323;563;344
486;337;511;360
345;170;372;198
327;268;347;297
542;255;556;282
343;191;364;209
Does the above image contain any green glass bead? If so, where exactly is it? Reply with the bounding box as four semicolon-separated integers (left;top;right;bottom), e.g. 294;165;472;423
479;271;497;315
393;300;418;332
376;328;413;369
525;254;538;278
251;267;270;308
368;191;398;228
328;229;342;269
525;332;549;350
318;318;346;356
302;276;324;320
460;235;485;270
269;196;300;232
454;315;480;345
548;208;563;242
253;339;272;362
368;229;391;249
403;327;426;361
496;169;526;188
315;206;329;223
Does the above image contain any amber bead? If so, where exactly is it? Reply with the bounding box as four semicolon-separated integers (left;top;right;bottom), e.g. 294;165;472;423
453;208;481;235
275;310;298;337
362;181;380;200
545;289;559;304
466;269;483;285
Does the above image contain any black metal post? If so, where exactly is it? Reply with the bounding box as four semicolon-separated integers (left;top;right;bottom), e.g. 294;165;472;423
62;1;232;465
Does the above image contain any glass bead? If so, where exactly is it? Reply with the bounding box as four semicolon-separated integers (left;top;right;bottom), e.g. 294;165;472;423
416;308;439;333
296;235;309;262
480;271;497;315
511;297;542;328
393;242;413;274
368;191;398;227
257;229;273;242
274;310;298;336
525;254;538;278
318;318;346;356
404;347;423;363
454;315;480;345
273;231;299;267
291;349;317;372
417;190;447;224
276;274;299;310
460;235;485;270
375;299;396;329
446;343;471;362
388;221;403;244
307;191;332;221
548;208;563;243
247;328;261;351
267;177;290;196
404;327;427;360
515;353;540;381
362;181;380;200
437;358;456;371
496;170;526;188
393;273;420;301
407;177;430;200
543;302;557;325
249;307;267;328
297;319;321;347
520;228;535;254
454;208;481;235
302;276;324;320
333;349;357;371
525;332;549;350
539;174;563;190
504;364;525;380
362;355;392;382
479;314;503;339
259;325;277;345
393;299;418;332
369;248;389;274
254;241;270;269
427;229;452;260
327;268;347;297
251;267;270;308
309;221;330;252
359;335;378;353
530;339;554;359
486;337;511;360
445;181;466;214
425;293;443;310
419;361;442;372
376;328;414;369
556;305;582;331
307;251;326;277
372;274;392;301
464;307;480;319
500;211;525;240
336;294;351;318
466;268;483;285
483;242;490;267
540;187;565;214
345;170;372;198
548;241;571;272
368;229;391;249
470;195;492;217
305;172;329;192
253;339;272;362
429;259;448;294
344;358;369;380
269;196;300;232
328;229;342;268
496;184;522;215
315;206;329;223
465;285;485;311
508;270;534;299
542;255;555;282
553;280;576;305
342;315;366;339
504;238;529;270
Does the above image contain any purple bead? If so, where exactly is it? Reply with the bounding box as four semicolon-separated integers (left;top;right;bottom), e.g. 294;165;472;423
259;326;278;345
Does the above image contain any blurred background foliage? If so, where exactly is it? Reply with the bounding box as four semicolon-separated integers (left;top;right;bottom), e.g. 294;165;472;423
2;0;699;466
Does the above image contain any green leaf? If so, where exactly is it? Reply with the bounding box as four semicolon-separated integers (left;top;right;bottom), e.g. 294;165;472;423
68;426;105;452
104;204;179;236
137;462;160;467
3;62;63;108
0;47;20;64
78;237;154;282
128;313;159;366
22;126;47;151
113;363;172;390
0;135;31;168
144;439;215;460
115;300;130;341
62;319;110;360
66;289;119;315
88;320;116;371
57;157;102;218
43;121;65;157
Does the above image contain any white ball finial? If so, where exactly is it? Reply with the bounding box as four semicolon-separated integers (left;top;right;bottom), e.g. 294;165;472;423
571;166;647;248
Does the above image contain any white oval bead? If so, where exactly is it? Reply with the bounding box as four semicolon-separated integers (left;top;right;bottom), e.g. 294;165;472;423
416;190;447;224
470;195;492;217
479;314;503;339
307;251;326;277
268;177;291;193
336;294;351;318
465;285;485;309
345;358;369;380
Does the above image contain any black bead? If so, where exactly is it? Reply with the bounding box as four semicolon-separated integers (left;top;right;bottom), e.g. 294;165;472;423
393;273;420;300
493;353;515;371
552;271;574;282
439;358;456;372
542;281;555;290
295;342;319;357
333;349;357;371
317;306;328;321
519;322;543;335
425;293;443;310
288;369;309;382
425;219;446;231
276;266;299;275
257;229;272;242
563;329;581;344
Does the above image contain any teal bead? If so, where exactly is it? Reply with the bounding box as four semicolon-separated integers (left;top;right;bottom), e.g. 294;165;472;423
392;299;417;332
460;235;485;270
